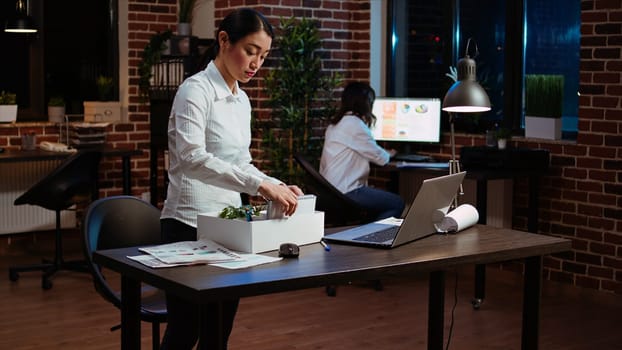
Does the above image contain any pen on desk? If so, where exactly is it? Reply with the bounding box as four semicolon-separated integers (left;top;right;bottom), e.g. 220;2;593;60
320;240;331;251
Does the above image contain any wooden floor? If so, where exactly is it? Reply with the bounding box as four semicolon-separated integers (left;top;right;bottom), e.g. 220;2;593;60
2;233;622;350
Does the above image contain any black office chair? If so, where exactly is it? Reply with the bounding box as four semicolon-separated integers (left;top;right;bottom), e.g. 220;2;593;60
9;149;102;290
83;195;167;350
294;154;383;296
294;153;380;227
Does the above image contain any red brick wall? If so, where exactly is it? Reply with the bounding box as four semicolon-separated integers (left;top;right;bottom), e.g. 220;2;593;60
2;1;621;294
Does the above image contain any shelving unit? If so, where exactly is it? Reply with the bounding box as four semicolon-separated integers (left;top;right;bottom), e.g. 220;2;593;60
148;36;213;206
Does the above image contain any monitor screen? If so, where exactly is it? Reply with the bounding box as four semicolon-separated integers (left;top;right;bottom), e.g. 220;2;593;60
370;97;441;143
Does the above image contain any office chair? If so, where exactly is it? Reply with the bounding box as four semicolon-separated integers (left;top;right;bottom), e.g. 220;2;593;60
294;154;383;296
9;149;102;290
294;154;380;227
83;195;167;350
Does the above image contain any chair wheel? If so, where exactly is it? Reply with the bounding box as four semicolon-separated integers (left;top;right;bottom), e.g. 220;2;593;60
325;285;337;297
42;278;53;290
9;270;19;282
471;298;482;310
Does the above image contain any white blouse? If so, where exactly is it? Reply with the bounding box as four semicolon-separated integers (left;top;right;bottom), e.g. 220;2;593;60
320;114;390;194
161;61;280;228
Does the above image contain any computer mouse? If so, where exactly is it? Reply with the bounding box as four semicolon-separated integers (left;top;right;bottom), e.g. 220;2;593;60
279;243;300;258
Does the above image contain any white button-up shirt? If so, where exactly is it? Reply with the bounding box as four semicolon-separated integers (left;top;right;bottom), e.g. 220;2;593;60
161;61;280;228
319;114;390;194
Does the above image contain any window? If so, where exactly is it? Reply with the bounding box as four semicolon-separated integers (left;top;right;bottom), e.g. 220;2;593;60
386;0;580;138
0;0;118;121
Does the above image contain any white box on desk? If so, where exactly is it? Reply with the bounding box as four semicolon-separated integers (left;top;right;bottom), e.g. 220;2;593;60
197;210;324;254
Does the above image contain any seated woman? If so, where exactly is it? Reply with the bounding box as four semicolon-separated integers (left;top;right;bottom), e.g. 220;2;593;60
320;81;405;220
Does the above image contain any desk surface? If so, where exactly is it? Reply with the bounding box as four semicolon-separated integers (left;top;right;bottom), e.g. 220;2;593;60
0;147;142;162
94;225;570;304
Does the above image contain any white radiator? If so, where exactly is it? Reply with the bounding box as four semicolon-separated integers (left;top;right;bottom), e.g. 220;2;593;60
0;160;77;235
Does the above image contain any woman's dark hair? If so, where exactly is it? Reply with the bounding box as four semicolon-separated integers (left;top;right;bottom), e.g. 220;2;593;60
198;8;274;70
331;81;377;127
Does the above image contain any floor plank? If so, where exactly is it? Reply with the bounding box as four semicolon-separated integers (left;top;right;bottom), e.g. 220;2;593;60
1;233;622;349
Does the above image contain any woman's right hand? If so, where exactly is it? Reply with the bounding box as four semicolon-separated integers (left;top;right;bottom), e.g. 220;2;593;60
258;181;300;216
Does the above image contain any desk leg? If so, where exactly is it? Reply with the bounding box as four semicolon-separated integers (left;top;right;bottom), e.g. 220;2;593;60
198;302;226;350
428;270;445;350
121;275;141;350
473;179;487;308
528;175;540;233
522;255;542;350
121;155;132;195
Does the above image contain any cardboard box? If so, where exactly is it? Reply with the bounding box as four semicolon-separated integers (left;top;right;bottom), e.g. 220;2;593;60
197;211;324;253
83;101;123;123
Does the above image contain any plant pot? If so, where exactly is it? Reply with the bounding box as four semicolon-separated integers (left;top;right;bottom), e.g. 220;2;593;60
525;116;562;140
177;22;191;36
0;104;18;123
48;106;66;123
497;138;507;150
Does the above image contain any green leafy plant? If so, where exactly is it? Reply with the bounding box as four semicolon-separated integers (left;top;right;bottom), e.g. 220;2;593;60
261;16;342;184
218;205;265;220
0;91;17;105
48;96;65;106
138;29;173;101
96;75;114;101
495;127;512;140
525;74;564;118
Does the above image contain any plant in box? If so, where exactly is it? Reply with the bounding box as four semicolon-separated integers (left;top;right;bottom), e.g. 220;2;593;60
524;74;563;140
0;91;18;123
84;75;122;122
48;96;66;123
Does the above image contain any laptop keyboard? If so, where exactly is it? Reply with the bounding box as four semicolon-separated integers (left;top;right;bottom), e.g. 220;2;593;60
353;226;399;243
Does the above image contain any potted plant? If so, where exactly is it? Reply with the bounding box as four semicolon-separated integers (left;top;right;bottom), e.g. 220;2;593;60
524;74;563;140
495;127;512;150
261;16;342;184
177;0;197;35
0;91;18;123
48;96;66;123
84;75;122;122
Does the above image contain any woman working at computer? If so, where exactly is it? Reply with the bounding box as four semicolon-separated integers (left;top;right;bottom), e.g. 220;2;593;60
320;81;405;220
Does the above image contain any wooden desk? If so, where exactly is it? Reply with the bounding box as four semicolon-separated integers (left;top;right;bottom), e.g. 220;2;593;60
0;147;142;195
389;163;545;307
94;225;570;350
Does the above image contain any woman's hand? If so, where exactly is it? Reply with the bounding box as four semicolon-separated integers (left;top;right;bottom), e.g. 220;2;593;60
258;182;304;216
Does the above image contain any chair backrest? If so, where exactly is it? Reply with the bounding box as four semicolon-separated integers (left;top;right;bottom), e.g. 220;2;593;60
83;195;162;308
14;150;102;211
294;154;377;227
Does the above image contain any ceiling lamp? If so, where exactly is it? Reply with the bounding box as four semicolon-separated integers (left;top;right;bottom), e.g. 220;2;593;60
5;0;38;34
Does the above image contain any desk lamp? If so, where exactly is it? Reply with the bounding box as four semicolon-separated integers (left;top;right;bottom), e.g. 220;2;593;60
442;38;491;207
5;0;37;34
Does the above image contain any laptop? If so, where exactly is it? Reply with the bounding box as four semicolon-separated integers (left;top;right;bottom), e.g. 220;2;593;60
323;171;467;249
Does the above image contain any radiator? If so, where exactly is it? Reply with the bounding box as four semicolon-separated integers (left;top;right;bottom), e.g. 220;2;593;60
0;161;77;235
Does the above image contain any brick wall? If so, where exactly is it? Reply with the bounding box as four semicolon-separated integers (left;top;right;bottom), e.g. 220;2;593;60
2;0;621;294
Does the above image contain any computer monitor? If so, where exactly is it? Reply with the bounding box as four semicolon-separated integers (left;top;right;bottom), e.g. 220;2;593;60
370;97;441;143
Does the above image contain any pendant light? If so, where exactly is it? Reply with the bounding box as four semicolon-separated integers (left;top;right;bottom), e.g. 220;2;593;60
5;0;38;34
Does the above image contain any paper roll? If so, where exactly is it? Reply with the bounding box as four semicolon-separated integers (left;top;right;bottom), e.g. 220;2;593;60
436;204;479;233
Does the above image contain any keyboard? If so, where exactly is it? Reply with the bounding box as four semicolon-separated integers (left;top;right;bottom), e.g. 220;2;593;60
353;226;399;243
392;153;432;162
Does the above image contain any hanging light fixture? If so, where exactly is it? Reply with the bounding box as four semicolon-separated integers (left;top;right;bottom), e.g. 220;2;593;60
5;0;38;34
442;38;491;207
442;38;491;113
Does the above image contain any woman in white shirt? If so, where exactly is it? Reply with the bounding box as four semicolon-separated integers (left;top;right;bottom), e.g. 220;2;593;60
160;8;303;350
320;82;405;220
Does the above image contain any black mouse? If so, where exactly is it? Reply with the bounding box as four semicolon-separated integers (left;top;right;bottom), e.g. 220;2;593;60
279;243;300;258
